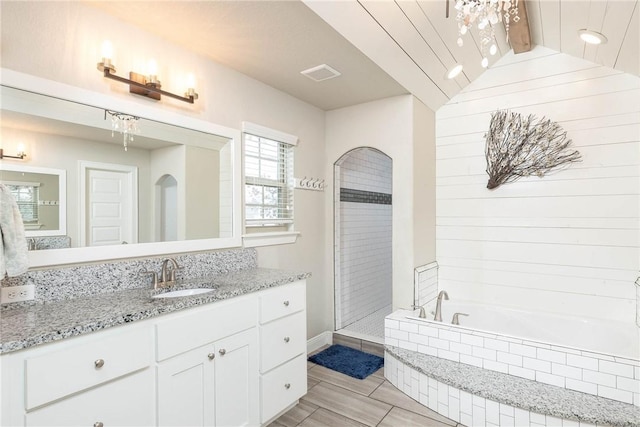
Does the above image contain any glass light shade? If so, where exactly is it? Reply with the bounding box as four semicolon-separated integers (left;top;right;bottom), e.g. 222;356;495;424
101;40;113;60
447;64;464;79
578;29;607;45
147;59;158;76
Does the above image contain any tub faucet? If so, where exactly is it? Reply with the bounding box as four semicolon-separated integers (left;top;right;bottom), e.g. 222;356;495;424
451;312;468;325
434;291;449;322
411;305;426;318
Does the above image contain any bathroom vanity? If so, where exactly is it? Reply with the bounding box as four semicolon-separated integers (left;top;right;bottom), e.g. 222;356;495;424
0;274;307;426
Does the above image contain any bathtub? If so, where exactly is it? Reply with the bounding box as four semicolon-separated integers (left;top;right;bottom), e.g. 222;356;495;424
411;299;639;360
385;299;640;406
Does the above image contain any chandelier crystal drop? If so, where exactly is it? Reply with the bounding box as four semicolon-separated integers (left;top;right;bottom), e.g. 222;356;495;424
455;0;520;67
105;110;140;151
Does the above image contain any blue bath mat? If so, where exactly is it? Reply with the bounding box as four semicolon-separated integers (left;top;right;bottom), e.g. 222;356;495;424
308;344;384;379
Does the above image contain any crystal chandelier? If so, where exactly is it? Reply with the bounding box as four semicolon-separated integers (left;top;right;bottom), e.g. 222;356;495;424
105;110;140;151
455;0;520;68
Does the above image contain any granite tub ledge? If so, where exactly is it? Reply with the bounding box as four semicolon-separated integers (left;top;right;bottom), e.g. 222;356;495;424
386;346;640;427
0;268;310;355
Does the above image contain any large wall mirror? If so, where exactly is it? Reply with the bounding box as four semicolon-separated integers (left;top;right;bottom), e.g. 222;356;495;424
0;70;241;267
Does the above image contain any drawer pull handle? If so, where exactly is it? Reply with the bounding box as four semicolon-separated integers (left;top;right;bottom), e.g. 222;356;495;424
208;353;215;360
284;336;290;343
94;359;105;369
284;383;291;390
94;422;104;427
219;349;226;356
283;300;290;307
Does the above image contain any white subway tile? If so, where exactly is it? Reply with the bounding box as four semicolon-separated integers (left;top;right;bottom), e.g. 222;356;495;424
437;382;449;404
546;415;563;426
509;365;536;380
514;408;530;426
598;385;633;404
473;346;497;361
537;348;567;364
530;412;546;424
500;414;515;427
438;403;449;418
578;422;596;427
581;351;614;362
461;333;484;347
634;392;640;406
599;360;634;378
449;397;460;422
536;372;565;387
385;337;399;348
484;359;509;373
428;387;438;410
561;420;580;427
385;319;400;330
510;343;537;358
472;395;486;407
400;321;419;333
499;403;514;416
399;340;418;351
460;413;473;427
565;378;598;395
419;373;428;395
419;325;439;337
566;354;598;371
409;332;430;346
484;338;510;352
439;329;461;343
418;344;438;357
552;363;582;380
460;354;484;368
486;400;500;424
635;366;640;380
389;329;409;341
429;337;450;350
450;342;473;355
523;357;551;373
460;391;473;414
618;376;640;393
582;370;616;387
497;351;523;366
438;349;460;362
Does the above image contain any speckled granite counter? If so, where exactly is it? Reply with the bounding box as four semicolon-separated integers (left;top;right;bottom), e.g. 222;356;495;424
386;345;640;427
0;268;309;355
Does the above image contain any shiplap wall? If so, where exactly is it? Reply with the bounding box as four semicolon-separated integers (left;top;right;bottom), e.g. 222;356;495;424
435;46;640;323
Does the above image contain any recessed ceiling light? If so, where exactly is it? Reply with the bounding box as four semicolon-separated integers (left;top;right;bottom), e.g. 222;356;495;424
300;64;341;82
446;64;464;79
578;29;608;45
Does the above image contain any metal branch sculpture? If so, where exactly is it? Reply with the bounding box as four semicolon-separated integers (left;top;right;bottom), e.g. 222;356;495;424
485;110;581;189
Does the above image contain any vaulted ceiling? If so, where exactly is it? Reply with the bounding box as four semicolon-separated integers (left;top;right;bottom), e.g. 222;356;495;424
86;0;639;112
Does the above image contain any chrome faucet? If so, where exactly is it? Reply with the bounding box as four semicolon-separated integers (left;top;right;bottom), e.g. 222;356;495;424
434;290;449;322
160;258;182;285
411;305;427;318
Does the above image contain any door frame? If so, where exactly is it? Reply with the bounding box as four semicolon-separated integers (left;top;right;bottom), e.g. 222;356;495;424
79;160;138;247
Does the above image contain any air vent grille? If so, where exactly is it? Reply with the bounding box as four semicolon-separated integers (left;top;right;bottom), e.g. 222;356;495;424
300;64;341;82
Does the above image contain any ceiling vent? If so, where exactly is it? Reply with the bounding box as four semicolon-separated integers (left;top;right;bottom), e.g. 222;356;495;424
300;64;341;82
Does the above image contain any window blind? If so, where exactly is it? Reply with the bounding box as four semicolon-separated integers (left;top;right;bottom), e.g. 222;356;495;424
244;132;294;227
7;183;40;223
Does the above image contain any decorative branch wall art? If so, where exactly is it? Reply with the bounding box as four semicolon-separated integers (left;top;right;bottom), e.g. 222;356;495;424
485;110;581;189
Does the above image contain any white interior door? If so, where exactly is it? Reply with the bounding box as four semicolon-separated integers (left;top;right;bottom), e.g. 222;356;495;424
80;162;138;247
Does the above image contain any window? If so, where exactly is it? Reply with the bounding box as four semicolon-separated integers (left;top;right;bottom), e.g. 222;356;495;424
243;123;296;229
6;182;40;223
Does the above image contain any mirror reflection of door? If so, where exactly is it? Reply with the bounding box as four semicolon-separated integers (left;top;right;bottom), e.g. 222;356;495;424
158;174;178;242
80;161;138;246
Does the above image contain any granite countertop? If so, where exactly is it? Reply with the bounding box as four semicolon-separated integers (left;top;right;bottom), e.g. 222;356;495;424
386;345;640;427
0;268;310;355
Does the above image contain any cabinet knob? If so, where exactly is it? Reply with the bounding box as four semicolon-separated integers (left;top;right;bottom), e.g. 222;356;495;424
94;422;104;427
219;349;226;356
94;359;105;369
284;383;291;390
208;353;215;360
284;337;290;343
283;300;290;307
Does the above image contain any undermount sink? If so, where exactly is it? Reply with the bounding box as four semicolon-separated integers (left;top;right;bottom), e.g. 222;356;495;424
152;288;215;299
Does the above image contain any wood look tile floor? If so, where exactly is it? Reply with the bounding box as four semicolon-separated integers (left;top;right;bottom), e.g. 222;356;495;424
269;347;460;427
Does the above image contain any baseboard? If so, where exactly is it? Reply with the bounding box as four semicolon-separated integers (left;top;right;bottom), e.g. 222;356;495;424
307;330;332;354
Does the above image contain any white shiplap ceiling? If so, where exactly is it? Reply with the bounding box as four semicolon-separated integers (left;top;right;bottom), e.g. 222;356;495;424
85;0;639;112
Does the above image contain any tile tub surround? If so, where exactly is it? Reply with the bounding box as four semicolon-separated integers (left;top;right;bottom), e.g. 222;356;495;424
0;267;310;354
414;262;438;308
0;248;258;305
385;310;640;407
385;346;640;427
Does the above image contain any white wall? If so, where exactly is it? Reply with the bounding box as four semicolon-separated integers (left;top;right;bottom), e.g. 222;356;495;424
435;46;640;323
1;1;328;338
326;95;437;317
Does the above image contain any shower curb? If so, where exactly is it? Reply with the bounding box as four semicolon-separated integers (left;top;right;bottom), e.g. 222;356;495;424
385;345;640;427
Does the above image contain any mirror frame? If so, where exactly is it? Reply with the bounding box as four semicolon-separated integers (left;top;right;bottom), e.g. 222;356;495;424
0;163;67;238
1;68;242;267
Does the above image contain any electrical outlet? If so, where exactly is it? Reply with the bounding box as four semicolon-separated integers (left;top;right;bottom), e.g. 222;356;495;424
0;284;35;303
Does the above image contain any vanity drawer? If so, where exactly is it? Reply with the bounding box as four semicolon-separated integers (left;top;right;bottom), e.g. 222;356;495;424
25;325;152;410
260;310;306;372
260;281;305;324
261;354;307;423
26;368;154;426
156;295;257;361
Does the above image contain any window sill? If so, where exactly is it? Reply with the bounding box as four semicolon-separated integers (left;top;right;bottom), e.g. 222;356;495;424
242;231;300;248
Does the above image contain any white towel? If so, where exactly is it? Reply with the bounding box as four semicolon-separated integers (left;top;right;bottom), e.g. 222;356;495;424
0;183;29;277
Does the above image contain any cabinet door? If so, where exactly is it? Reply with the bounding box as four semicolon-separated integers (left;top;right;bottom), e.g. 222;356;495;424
157;344;216;427
214;328;259;427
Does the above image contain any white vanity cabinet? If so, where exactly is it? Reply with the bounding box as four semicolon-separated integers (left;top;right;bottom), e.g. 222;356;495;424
0;279;307;427
259;281;307;424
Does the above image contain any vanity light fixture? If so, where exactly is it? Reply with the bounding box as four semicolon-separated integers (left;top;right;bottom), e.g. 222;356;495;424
97;40;199;104
578;29;608;45
0;144;27;160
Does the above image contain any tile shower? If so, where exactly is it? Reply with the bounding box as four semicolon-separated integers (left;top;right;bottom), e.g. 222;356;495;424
334;147;392;340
